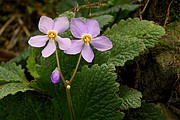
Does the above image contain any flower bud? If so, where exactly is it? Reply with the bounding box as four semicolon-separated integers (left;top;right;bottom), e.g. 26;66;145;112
50;69;60;84
67;85;71;89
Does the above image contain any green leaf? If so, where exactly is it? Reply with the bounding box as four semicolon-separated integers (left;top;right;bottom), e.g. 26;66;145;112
70;64;124;120
26;46;39;78
92;15;113;29
106;36;145;66
0;63;32;99
0;83;31;100
58;11;74;20
0;92;57;120
10;48;29;64
119;85;142;110
92;0;140;16
28;52;68;117
119;4;140;11
100;18;165;66
114;0;140;11
0;62;26;81
34;54;60;95
34;58;125;119
105;18;165;48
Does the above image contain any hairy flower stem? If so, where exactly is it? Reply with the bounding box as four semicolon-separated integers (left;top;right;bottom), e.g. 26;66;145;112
55;42;76;120
65;52;82;120
66;87;75;120
55;43;66;84
55;47;75;119
55;42;82;120
69;53;82;84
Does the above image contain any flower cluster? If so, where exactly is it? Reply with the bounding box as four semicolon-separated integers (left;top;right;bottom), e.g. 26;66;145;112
28;16;113;83
28;16;112;62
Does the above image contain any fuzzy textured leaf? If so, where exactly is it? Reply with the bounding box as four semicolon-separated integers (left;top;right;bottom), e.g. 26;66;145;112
71;64;124;120
92;6;120;16
30;57;125;119
34;54;61;96
92;0;140;16
28;52;68;118
100;18;165;66
119;85;142;110
0;63;32;99
115;0;140;11
26;47;39;78
92;15;113;28
0;92;57;120
10;48;29;64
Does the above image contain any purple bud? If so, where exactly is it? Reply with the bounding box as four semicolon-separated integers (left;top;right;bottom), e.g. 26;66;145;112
50;69;60;84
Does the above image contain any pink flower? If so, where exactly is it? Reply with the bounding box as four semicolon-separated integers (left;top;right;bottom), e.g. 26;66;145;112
64;18;112;63
28;16;71;57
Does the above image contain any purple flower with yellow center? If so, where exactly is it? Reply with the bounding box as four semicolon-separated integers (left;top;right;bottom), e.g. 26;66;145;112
64;18;113;62
28;16;71;57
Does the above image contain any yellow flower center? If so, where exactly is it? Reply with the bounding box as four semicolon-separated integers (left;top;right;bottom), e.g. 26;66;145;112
82;34;92;44
47;30;57;40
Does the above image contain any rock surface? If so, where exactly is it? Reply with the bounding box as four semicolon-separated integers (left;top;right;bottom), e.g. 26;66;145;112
119;21;180;118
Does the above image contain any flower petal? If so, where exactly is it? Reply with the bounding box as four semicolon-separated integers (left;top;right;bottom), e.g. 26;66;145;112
70;18;87;38
82;44;94;63
64;40;83;54
87;20;100;37
38;16;54;34
91;36;113;51
56;36;71;50
28;35;48;47
53;17;69;33
42;40;56;57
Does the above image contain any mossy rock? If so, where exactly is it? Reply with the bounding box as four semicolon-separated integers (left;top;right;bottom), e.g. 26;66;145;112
124;102;179;120
118;21;180;118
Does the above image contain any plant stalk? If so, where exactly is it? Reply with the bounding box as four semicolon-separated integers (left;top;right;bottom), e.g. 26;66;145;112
55;41;81;120
66;86;75;120
55;42;66;84
69;53;82;84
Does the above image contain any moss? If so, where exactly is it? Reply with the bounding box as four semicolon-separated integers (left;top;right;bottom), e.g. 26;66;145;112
124;103;167;120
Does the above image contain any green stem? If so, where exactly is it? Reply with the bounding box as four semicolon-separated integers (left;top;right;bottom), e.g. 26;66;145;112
69;53;82;84
55;43;66;84
66;87;75;120
54;42;75;119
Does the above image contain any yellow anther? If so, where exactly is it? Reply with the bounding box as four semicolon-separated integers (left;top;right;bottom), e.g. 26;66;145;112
47;30;57;40
82;34;92;43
